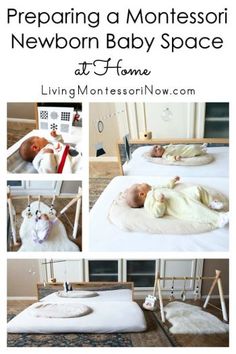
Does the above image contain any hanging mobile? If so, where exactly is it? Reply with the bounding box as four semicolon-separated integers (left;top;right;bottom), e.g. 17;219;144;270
26;195;32;218
49;195;56;216
169;277;175;301
194;276;200;301
35;196;42;220
181;277;187;301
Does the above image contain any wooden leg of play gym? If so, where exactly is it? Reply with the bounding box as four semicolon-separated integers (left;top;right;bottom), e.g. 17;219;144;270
217;277;228;322
72;196;81;239
203;270;221;309
157;274;165;323
7;198;17;246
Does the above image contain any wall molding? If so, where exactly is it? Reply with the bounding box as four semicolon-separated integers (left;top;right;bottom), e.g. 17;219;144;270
89;156;118;162
7;296;37;301
7;117;35;124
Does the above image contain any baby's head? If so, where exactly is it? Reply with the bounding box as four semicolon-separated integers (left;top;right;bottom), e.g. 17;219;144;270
19;136;49;162
126;183;151;208
150;145;165;158
40;213;49;221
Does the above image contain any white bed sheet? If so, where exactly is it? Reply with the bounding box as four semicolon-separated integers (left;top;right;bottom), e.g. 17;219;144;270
7;289;146;333
89;176;229;252
123;146;229;177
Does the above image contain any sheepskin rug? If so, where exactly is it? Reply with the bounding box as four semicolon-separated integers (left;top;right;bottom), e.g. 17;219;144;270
164;301;229;334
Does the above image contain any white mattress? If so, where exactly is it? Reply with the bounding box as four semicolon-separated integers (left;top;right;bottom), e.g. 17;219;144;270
7;289;146;333
123;146;229;177
89;176;229;252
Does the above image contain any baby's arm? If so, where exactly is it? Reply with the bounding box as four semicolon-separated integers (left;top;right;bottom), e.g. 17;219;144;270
163;154;181;161
38;152;57;173
145;190;166;218
43;148;54;154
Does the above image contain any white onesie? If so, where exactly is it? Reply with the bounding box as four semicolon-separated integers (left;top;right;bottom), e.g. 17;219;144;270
32;219;53;244
32;143;82;174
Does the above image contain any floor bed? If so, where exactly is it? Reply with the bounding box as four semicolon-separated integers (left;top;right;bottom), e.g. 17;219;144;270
89;176;229;252
122;146;229;177
7;283;146;334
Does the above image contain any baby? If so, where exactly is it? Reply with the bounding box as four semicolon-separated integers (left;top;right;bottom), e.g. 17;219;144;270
32;213;55;244
19;135;81;173
126;177;229;228
150;143;207;161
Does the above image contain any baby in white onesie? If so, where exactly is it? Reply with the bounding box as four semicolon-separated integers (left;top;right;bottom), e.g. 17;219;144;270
32;214;54;244
19;135;82;173
150;143;207;161
125;177;229;228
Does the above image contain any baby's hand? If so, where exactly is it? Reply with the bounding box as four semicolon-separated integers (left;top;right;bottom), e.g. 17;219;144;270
174;176;180;182
159;193;165;203
50;130;57;138
174;155;181;161
43;148;54;154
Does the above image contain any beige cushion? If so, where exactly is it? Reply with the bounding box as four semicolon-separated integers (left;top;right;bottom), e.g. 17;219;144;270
30;303;92;318
143;152;214;166
57;290;98;298
108;184;228;235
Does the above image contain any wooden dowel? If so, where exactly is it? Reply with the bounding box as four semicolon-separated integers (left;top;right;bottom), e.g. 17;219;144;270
118;138;229;145
203;270;221;309
72;196;81;239
217;277;228;322
9;194;80;200
207;302;222;312
158;276;216;281
152;269;158;297
7;197;18;245
157;273;165;323
57;197;79;217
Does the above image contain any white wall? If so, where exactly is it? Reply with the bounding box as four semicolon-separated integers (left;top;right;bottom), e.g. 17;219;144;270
7;259;41;298
89;102;205;158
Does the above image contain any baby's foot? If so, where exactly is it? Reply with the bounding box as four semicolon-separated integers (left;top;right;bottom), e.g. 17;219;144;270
218;212;229;228
209;200;224;210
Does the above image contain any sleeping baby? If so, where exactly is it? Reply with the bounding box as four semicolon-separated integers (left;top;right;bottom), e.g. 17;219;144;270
19;136;82;173
32;213;55;244
150;144;207;161
126;176;229;228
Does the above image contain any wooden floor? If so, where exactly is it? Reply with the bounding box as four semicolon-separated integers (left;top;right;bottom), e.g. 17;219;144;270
89;161;120;178
7;121;36;148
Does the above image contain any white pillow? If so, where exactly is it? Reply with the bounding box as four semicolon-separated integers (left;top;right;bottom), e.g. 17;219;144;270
57;290;98;298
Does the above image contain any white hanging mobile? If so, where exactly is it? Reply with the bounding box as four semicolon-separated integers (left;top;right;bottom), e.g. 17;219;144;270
169;278;175;301
181;277;187;301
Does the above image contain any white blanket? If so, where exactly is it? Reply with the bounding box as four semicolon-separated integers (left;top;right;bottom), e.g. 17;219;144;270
89;176;229;252
123;146;229;177
19;201;79;252
164;301;229;334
